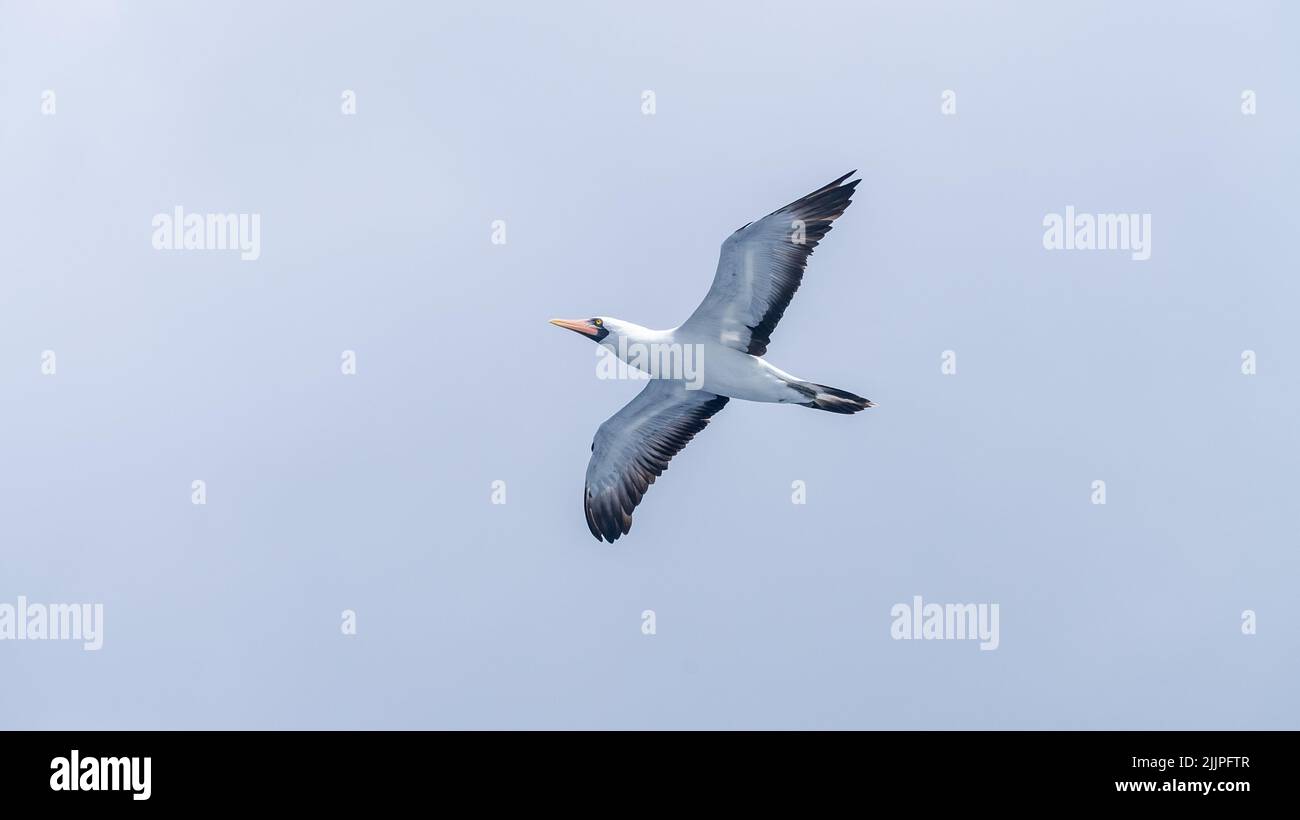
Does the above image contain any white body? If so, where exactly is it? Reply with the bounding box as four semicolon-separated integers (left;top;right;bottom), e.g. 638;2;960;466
599;322;807;404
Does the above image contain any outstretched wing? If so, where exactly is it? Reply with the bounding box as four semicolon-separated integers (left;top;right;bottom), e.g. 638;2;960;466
681;171;860;356
584;379;729;543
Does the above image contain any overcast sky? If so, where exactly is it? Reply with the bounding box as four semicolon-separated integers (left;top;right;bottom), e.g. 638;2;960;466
1;0;1297;728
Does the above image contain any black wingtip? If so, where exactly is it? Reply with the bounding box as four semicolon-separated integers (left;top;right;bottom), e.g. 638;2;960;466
815;170;857;194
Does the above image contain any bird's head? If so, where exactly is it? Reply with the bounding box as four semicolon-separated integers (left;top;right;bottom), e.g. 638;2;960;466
549;316;614;345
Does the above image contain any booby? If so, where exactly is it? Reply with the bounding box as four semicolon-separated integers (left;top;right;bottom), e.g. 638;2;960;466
551;172;871;543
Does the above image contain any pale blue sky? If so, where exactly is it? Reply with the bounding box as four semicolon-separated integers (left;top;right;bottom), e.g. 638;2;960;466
1;0;1297;728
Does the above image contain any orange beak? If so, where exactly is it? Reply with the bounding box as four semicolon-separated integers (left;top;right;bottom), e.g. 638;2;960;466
549;318;600;337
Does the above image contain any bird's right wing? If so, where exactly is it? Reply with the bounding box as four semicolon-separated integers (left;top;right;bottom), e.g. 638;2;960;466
584;379;729;543
680;172;859;356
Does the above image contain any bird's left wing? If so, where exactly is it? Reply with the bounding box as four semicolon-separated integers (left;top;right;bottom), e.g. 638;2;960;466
680;171;860;356
584;379;729;543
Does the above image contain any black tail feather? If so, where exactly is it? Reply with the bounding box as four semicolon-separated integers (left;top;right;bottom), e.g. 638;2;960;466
792;382;874;414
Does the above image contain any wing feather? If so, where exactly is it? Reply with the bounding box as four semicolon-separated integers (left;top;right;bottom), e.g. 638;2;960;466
681;172;859;356
584;380;728;543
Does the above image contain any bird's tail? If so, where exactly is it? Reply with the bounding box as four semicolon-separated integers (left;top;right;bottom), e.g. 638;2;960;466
791;381;874;414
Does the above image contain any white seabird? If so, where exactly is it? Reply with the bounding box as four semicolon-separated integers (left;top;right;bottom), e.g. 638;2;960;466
551;172;871;542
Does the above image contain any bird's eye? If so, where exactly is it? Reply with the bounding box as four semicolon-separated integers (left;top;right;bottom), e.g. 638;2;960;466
593;318;603;327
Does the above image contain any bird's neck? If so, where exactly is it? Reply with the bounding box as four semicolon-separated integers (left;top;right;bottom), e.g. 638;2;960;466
624;322;670;343
599;323;674;359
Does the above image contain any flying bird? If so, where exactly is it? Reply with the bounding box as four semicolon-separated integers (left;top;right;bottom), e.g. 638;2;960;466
551;171;871;542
